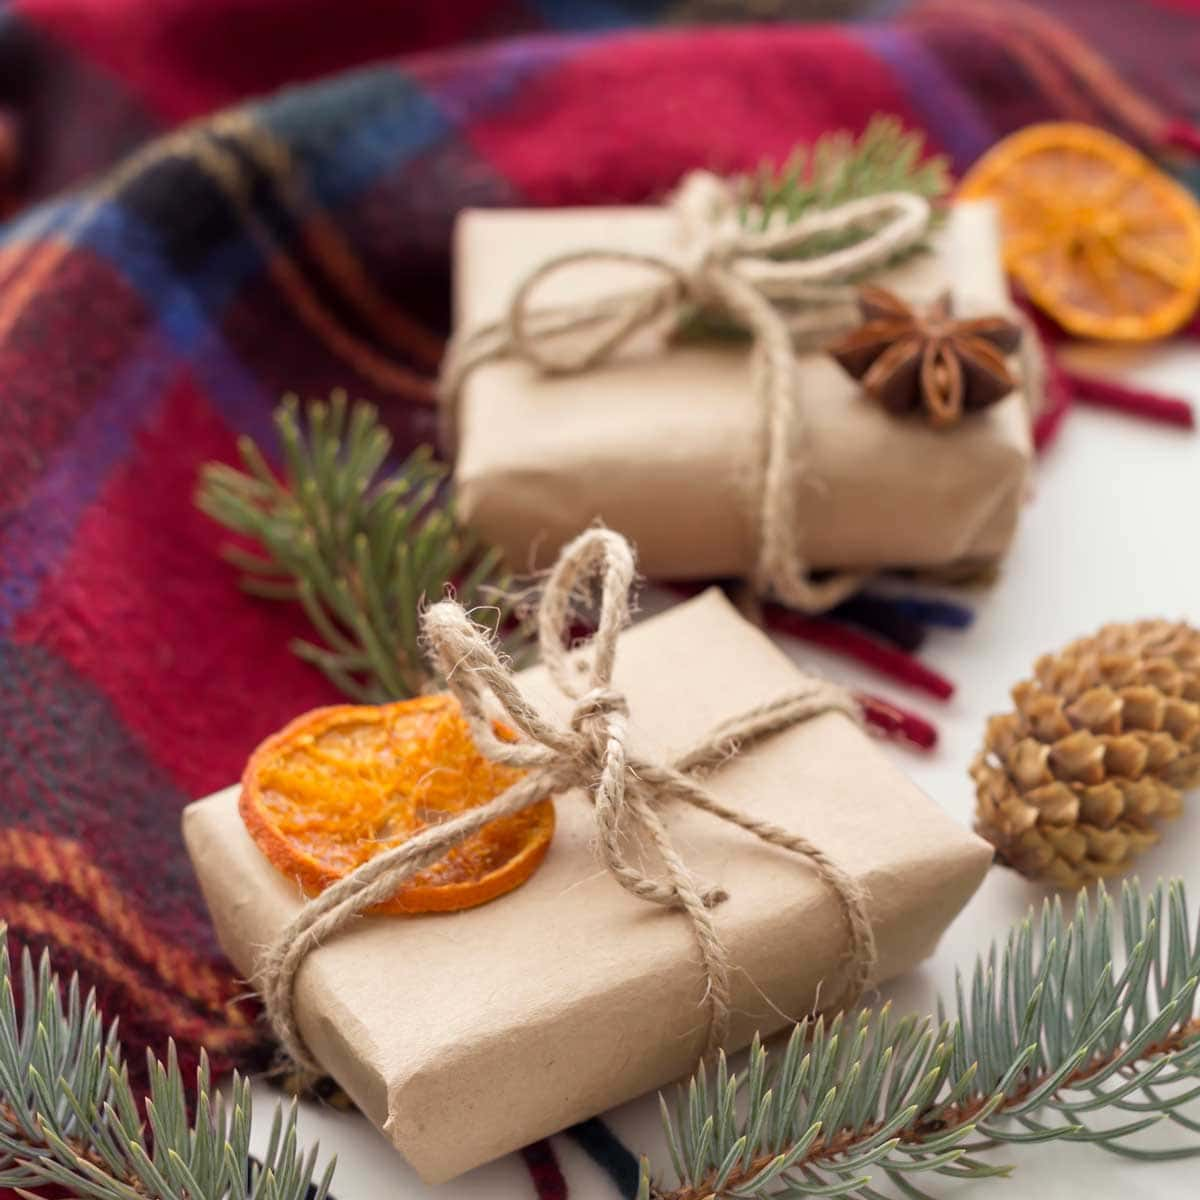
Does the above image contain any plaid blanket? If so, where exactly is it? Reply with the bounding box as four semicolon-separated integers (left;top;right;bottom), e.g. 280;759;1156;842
2;0;1199;1194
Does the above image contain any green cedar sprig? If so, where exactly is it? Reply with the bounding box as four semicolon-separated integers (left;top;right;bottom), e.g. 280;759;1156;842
196;391;525;703
0;934;334;1200
640;880;1200;1199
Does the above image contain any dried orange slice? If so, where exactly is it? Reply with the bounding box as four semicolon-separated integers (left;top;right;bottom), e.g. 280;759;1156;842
958;122;1200;340
239;694;553;914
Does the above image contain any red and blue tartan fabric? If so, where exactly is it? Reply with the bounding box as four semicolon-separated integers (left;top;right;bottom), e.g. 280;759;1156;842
1;0;1200;1195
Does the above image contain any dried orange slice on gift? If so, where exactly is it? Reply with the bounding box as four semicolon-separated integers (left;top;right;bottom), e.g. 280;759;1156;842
958;122;1200;340
239;694;554;914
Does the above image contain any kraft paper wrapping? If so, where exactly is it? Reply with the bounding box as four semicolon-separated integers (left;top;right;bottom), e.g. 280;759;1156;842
451;201;1033;580
183;589;992;1183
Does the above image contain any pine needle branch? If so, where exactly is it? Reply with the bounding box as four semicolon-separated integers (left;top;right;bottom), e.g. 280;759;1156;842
641;880;1200;1199
733;115;950;266
0;931;334;1200
196;390;526;703
6;886;1200;1197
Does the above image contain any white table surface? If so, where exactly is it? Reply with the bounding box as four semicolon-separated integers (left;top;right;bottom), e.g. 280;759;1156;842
250;342;1200;1199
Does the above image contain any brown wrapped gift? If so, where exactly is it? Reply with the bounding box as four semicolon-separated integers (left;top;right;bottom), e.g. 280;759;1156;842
450;200;1033;582
184;588;992;1183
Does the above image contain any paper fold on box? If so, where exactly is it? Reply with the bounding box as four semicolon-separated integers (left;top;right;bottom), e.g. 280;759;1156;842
184;589;992;1183
451;201;1032;580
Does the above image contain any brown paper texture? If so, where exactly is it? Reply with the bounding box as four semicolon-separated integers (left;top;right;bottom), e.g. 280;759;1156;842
184;589;992;1183
452;201;1032;579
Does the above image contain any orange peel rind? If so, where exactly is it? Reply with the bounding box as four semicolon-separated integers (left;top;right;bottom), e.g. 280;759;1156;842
958;122;1200;340
239;694;554;914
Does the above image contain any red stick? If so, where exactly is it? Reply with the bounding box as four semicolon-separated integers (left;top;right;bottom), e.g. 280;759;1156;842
762;606;955;700
1012;299;1073;454
1058;367;1195;430
856;691;938;751
1033;348;1074;453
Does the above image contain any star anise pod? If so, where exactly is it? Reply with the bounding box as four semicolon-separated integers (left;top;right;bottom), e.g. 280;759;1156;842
829;286;1023;429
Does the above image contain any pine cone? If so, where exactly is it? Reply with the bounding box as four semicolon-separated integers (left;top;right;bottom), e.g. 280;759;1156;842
972;620;1200;888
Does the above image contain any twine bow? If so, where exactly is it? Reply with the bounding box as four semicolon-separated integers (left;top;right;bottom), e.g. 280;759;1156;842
440;172;933;612
260;529;877;1074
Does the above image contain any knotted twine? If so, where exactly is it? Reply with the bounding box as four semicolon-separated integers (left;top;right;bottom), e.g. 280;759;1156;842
259;528;877;1074
439;171;934;613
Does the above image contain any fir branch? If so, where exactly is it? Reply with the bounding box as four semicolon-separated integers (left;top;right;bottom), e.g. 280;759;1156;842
196;390;525;703
641;880;1200;1200
6;886;1200;1197
0;933;334;1200
733;116;950;267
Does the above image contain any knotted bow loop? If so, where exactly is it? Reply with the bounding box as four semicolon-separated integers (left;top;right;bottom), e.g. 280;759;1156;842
722;190;932;281
534;525;635;696
507;249;690;376
259;528;877;1076
423;528;636;766
427;530;684;910
422;602;570;770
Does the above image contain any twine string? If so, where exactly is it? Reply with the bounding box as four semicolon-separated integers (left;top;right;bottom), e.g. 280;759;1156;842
439;173;933;612
259;528;877;1074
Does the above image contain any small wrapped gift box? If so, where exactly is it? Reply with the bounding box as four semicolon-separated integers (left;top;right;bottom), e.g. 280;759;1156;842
448;199;1033;585
184;587;991;1183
